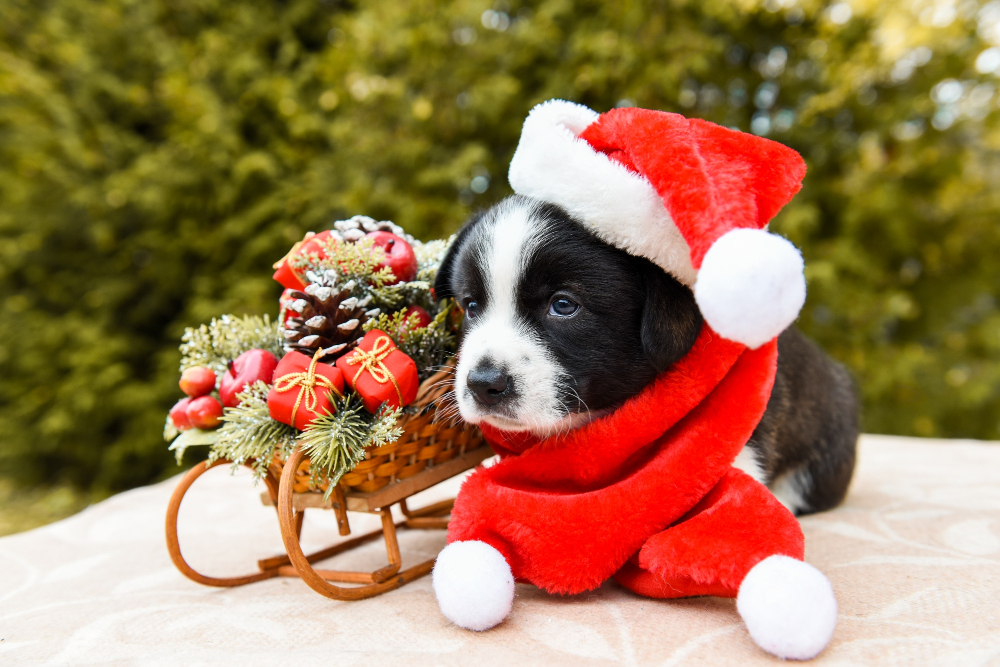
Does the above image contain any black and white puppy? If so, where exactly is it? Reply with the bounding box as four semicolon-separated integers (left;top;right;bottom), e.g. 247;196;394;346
435;195;858;515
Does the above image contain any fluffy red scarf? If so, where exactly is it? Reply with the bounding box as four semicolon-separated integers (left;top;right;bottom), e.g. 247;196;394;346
447;327;804;597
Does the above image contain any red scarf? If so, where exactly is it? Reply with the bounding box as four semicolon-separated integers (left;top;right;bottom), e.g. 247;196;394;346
447;327;804;596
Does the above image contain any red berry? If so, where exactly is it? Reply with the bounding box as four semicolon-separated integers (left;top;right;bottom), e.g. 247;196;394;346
401;305;433;329
179;366;216;397
187;396;224;430
220;349;279;408
367;231;417;284
169;398;193;431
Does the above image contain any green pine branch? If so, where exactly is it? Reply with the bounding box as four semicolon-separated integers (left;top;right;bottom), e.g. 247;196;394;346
211;381;297;480
179;315;283;377
363;303;457;380
298;396;403;498
291;236;396;290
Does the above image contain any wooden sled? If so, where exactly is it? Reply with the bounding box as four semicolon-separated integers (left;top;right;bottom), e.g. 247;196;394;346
165;367;491;600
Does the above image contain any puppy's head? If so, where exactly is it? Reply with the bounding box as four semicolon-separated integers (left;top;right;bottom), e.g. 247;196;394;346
435;196;702;435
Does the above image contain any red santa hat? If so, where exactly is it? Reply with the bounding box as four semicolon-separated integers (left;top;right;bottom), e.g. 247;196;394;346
508;100;808;349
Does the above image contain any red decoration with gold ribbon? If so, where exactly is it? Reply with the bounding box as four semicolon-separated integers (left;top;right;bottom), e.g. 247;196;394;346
272;230;337;291
267;349;345;429
336;329;418;413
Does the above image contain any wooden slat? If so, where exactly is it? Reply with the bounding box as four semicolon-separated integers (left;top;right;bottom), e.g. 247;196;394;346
346;445;494;512
261;490;341;511
259;444;495;513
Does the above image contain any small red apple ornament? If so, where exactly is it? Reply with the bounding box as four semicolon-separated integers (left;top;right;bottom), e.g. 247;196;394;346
367;231;417;284
179;367;217;397
220;349;279;407
169;398;193;430
401;305;433;329
187;395;224;429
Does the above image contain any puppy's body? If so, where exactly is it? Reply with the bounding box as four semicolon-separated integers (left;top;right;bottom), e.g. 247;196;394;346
437;196;857;515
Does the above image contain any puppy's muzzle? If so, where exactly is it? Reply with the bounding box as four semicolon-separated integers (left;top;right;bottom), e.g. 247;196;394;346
467;364;514;407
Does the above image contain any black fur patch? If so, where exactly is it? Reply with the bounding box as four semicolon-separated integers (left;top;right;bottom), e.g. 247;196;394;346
437;197;702;414
437;195;858;515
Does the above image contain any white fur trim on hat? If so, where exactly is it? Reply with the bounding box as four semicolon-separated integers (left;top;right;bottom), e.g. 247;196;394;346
433;540;515;631
737;555;838;660
508;100;698;286
694;228;806;349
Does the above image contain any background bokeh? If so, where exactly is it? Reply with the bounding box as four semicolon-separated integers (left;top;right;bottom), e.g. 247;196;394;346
2;0;999;528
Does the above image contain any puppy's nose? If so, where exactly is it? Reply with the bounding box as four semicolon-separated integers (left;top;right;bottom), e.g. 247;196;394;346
467;366;512;406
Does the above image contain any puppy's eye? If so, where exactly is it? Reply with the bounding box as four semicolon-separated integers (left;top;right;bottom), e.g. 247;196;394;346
464;300;480;318
548;297;579;317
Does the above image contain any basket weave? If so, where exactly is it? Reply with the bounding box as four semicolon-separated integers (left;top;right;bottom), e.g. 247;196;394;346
281;363;486;495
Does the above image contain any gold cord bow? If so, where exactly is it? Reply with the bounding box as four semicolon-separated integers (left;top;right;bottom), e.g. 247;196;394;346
272;348;342;426
346;336;404;406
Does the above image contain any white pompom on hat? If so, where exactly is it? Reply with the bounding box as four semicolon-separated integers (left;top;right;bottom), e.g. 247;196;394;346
508;100;809;349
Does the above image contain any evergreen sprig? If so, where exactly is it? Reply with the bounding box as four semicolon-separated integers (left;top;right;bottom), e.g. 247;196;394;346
211;381;297;480
168;223;455;491
298;396;403;498
292;236;396;291
180;315;283;377
369;280;435;312
364;303;457;380
414;237;451;281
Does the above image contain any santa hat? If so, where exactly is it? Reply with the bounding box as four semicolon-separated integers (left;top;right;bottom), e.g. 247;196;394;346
508;100;808;349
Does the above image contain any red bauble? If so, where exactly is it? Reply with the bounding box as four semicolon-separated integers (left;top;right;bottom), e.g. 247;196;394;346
336;329;418;413
267;351;345;430
179;367;216;398
272;230;337;290
401;305;433;329
220;349;279;408
187;395;224;429
169;398;193;430
367;231;417;284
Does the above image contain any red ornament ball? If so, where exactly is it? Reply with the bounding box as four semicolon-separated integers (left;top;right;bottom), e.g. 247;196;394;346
367;231;417;284
401;305;433;329
179;367;216;397
169;398;193;430
187;396;224;430
220;349;279;408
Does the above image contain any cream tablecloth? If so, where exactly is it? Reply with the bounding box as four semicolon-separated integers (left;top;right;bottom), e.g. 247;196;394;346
2;434;999;665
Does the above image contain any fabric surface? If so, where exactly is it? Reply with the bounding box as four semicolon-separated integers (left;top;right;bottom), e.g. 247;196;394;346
2;434;999;666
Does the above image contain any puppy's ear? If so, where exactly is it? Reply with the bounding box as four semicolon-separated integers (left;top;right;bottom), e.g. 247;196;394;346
434;211;485;301
640;262;703;373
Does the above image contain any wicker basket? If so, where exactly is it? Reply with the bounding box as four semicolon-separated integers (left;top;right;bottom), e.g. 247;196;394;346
287;364;485;496
166;362;492;600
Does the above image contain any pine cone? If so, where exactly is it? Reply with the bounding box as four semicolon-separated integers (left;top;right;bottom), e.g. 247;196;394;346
283;282;380;360
333;215;406;242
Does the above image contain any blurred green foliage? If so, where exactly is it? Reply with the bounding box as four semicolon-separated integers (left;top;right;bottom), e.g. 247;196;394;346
0;478;89;536
1;0;999;498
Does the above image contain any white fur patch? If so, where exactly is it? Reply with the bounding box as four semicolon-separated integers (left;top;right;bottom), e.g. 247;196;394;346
769;466;811;516
508;100;698;286
733;445;767;484
737;555;838;659
454;199;571;433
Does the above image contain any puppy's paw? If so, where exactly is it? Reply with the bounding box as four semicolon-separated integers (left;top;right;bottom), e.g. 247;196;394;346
432;540;515;631
736;555;837;660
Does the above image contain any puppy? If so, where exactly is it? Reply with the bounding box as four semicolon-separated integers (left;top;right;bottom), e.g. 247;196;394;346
435;195;858;515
